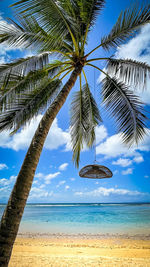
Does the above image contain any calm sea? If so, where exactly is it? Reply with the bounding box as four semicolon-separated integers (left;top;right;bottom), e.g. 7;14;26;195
0;203;150;236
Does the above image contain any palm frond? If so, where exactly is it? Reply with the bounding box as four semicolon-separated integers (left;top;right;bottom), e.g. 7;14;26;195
101;4;150;50
0;16;72;54
11;0;78;51
64;0;105;38
82;83;102;146
0;72;23;92
107;58;150;89
0;17;43;49
0;52;49;79
16;15;73;53
77;0;105;30
0;69;48;112
102;76;147;145
47;60;72;76
70;83;101;167
0;79;62;133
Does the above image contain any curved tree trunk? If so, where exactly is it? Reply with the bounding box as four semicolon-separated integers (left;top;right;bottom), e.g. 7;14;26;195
0;64;82;267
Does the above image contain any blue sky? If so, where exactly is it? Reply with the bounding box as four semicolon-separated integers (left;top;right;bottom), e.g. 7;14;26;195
0;0;150;203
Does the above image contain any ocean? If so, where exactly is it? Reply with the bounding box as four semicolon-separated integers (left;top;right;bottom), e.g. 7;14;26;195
0;203;150;237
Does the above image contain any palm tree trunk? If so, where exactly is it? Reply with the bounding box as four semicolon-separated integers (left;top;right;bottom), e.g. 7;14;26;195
0;64;82;267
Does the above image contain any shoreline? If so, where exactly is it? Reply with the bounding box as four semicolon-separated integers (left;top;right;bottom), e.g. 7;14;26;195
17;232;150;240
9;236;150;267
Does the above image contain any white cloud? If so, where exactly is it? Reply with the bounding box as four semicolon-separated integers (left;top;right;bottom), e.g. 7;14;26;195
39;184;45;189
45;120;70;150
0;163;8;170
133;156;144;163
0;175;16;186
74;186;147;197
59;163;68;171
35;171;60;184
0;113;109;155
96;133;130;158
33;180;38;185
112;158;132;167
115;25;150;64
122;168;133;175
144;175;149;179
96;125;108;144
96;130;150;159
0;56;6;64
70;178;75;181
56;180;66;188
0;116;70;151
44;172;60;184
65;185;70;190
29;187;54;199
34;173;44;179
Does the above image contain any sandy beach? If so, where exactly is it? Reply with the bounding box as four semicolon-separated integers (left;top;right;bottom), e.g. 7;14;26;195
9;236;150;267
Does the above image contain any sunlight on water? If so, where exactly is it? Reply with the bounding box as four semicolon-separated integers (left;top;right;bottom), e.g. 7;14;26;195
0;203;150;235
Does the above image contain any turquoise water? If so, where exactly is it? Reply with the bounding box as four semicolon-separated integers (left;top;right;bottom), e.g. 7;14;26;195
0;203;150;236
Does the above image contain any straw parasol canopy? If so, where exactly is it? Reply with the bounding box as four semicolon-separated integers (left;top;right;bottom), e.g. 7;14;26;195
79;164;113;179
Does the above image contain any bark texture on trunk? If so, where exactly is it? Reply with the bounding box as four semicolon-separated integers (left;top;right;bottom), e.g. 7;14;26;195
0;65;82;267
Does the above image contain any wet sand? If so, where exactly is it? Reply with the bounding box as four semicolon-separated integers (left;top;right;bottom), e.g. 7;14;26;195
9;235;150;267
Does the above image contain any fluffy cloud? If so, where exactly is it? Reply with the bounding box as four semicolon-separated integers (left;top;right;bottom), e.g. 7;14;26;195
74;187;148;197
35;171;60;184
0;114;109;154
96;133;130;158
133;156;144;163
0;116;70;151
29;187;54;199
122;168;133;175
56;180;66;188
59;163;68;171
0;175;16;186
65;185;70;190
112;156;144;168
96;130;150;159
96;125;108;144
112;158;132;167
0;163;8;170
115;25;150;64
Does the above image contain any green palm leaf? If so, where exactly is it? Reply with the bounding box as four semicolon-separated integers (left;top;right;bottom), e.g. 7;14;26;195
101;4;150;50
0;16;72;54
70;83;101;167
78;0;105;29
66;0;105;35
16;15;72;53
82;83;102;146
11;0;78;51
107;58;150;88
0;79;62;133
0;52;49;79
0;69;48;112
0;17;44;49
102;76;147;145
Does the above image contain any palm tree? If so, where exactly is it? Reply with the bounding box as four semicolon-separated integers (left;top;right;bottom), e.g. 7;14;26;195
0;0;150;265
